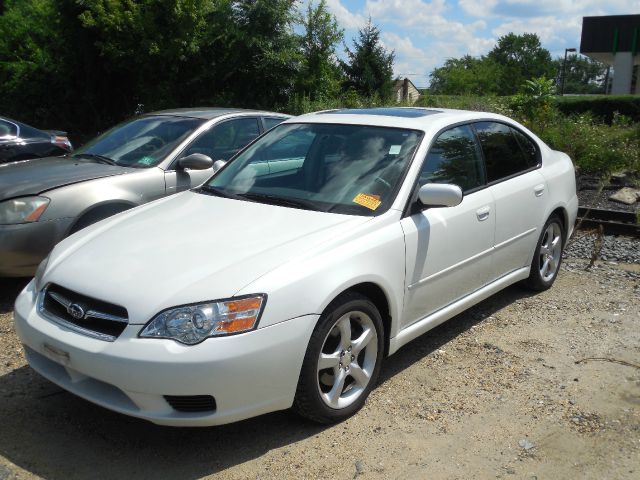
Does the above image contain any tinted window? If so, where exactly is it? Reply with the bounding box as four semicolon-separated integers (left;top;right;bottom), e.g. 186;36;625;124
19;122;49;140
263;117;287;131
512;128;539;168
474;122;537;182
185;118;260;161
74;116;203;167
420;125;485;192
0;120;18;137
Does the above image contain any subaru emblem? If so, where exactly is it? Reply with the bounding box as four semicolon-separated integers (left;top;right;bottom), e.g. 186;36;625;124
67;303;85;320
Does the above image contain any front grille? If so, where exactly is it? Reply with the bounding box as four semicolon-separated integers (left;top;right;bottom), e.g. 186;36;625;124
164;395;217;413
39;284;129;341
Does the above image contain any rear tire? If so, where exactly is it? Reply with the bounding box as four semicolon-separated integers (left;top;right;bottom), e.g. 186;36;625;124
293;292;384;424
524;215;564;291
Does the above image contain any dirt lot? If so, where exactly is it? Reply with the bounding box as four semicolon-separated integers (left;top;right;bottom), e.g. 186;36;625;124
0;256;638;480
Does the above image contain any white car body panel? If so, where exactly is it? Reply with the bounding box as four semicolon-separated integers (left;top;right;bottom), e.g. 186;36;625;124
14;108;579;426
400;188;495;326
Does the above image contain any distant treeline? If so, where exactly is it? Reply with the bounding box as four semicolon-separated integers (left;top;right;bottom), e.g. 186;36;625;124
0;0;393;136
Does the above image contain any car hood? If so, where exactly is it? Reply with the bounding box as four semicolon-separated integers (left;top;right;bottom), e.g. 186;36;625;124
0;156;132;201
46;191;371;323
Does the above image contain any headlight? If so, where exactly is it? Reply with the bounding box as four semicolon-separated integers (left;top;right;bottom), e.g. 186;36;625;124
0;196;50;224
34;254;50;292
139;294;266;345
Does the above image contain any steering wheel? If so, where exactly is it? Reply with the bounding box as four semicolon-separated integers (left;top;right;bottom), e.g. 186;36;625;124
374;176;392;190
146;136;165;150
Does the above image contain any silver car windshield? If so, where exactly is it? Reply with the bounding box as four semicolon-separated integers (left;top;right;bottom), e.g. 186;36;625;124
204;123;423;216
73;116;204;168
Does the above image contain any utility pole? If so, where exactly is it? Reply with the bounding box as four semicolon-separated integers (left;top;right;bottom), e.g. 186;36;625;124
561;48;577;96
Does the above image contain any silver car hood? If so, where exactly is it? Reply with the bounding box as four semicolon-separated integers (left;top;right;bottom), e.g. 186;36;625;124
0;156;132;201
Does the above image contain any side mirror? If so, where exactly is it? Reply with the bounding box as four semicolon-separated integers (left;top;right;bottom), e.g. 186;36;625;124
212;159;227;174
418;183;463;208
177;153;213;170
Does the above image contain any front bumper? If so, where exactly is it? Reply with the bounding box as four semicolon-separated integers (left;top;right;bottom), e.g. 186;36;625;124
0;218;73;277
14;280;318;426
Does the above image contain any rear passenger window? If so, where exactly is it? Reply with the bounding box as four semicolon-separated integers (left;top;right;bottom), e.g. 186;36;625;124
474;122;538;182
420;125;485;192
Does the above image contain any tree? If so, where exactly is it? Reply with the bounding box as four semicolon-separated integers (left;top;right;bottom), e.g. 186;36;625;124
487;33;554;95
341;19;394;100
428;55;500;95
295;0;344;100
553;54;606;94
0;0;302;136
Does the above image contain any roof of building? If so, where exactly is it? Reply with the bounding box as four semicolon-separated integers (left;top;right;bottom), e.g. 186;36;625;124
392;78;420;91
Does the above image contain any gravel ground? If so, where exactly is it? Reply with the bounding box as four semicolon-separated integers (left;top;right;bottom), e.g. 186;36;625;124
565;232;640;265
0;246;638;479
577;188;639;213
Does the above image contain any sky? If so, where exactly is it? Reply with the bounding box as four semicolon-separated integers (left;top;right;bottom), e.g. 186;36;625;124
316;0;640;88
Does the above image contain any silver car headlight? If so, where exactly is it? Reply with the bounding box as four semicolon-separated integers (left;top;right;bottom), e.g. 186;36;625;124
34;254;51;292
139;294;266;345
0;196;50;224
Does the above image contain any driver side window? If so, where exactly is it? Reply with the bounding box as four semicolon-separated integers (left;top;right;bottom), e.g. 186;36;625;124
419;125;485;192
184;118;260;161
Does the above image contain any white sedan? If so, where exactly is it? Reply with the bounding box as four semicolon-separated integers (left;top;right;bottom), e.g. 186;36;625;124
14;107;578;426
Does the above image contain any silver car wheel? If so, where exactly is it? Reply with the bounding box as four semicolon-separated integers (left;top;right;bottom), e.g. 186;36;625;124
539;222;562;282
317;311;378;409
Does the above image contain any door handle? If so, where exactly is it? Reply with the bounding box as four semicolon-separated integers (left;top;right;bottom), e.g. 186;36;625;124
476;206;491;221
534;184;545;197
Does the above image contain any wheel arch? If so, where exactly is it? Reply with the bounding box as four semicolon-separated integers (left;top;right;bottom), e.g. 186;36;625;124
549;206;569;245
67;200;137;235
325;282;392;357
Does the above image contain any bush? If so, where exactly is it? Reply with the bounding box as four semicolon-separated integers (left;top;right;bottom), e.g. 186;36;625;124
531;111;639;175
415;95;513;116
554;95;640;124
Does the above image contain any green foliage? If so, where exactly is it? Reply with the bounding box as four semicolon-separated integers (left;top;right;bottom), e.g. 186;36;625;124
428;55;500;95
295;0;344;100
509;76;556;123
553;55;606;94
0;0;301;135
534;111;639;175
554;95;640;124
428;33;554;97
286;88;387;115
487;33;554;95
341;19;394;101
415;95;513;116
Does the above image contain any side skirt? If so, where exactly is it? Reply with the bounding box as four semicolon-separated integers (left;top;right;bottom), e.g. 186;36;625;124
388;266;530;355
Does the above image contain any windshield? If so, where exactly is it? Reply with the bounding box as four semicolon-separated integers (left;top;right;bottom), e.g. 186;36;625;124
204;123;423;216
73;115;204;168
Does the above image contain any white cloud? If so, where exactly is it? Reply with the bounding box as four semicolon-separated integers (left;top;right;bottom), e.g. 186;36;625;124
325;0;367;29
460;0;640;18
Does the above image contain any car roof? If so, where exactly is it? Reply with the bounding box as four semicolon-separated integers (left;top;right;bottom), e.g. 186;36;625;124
288;107;511;132
146;107;291;120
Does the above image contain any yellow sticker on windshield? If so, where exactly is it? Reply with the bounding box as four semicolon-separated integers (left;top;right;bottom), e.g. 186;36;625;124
353;193;382;211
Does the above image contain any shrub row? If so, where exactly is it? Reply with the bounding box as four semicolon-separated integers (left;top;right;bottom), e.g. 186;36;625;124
554;95;640;124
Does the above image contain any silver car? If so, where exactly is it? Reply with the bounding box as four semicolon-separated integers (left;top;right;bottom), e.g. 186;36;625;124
0;108;289;276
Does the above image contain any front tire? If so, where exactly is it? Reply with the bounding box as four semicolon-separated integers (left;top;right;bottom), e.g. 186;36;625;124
524;215;564;291
293;292;384;424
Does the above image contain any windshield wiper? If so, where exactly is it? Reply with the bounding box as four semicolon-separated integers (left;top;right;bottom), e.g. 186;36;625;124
197;185;252;201
74;153;118;166
238;193;324;211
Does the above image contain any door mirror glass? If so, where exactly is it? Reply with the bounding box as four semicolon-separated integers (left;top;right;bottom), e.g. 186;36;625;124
212;159;227;173
178;153;213;170
418;183;463;208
